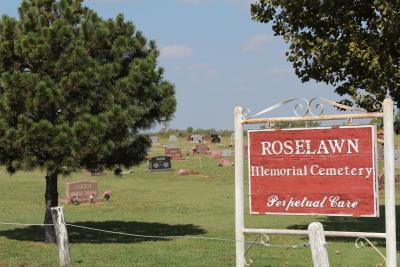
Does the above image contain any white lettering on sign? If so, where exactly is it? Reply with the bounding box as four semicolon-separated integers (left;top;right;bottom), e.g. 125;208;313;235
250;164;373;179
261;139;359;156
266;195;358;211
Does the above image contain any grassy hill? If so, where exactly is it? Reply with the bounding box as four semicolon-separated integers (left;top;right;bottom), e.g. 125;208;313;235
0;135;398;266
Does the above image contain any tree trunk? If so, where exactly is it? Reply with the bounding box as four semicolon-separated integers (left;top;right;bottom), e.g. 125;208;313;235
44;172;59;243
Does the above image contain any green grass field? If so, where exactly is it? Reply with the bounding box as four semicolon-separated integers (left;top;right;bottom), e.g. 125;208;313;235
0;136;398;266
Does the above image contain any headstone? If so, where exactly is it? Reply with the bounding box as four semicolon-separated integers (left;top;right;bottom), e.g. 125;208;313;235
187;134;192;141
148;156;172;171
211;134;221;143
66;181;98;203
218;159;233;167
222;149;233;157
202;134;211;142
229;133;235;146
377;144;384;160
395;149;400;165
84;169;107;176
176;169;198;176
151;136;160;146
165;147;183;160
193;144;209;154
168;135;178;142
191;134;203;143
164;144;179;149
210;151;223;158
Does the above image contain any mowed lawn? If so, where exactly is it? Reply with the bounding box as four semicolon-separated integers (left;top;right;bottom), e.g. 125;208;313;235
0;135;399;267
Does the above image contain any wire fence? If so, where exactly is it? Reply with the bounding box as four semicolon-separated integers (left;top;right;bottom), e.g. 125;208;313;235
0;221;310;249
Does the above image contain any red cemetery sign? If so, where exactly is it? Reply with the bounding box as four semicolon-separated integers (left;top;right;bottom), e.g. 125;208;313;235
248;125;378;217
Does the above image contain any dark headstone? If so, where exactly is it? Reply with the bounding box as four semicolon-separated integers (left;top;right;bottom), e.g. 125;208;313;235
148;156;172;171
210;134;220;143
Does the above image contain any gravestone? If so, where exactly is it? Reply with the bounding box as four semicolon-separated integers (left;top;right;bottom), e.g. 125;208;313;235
191;135;203;143
187;134;192;141
210;151;223;158
202;134;211;142
395;149;400;165
218;159;233;167
222;149;233;157
168;135;178;142
377;144;384;160
229;133;235;146
165;147;183;160
84;169;107;176
210;134;221;143
151;136;160;146
148;156;172;171
66;181;98;203
164;144;179;149
193;144;209;154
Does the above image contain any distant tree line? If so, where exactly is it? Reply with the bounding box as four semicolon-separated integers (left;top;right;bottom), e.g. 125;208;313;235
152;127;233;137
259;121;321;129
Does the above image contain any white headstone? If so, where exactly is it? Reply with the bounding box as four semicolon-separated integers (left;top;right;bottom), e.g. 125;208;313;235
222;149;233;157
151;136;160;146
168;135;178;142
191;134;203;143
395;149;400;165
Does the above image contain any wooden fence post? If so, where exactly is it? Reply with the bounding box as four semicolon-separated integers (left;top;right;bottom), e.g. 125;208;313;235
308;222;330;267
51;207;71;266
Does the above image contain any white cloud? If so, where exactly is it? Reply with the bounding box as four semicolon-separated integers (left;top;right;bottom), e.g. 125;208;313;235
241;34;273;52
160;45;193;59
189;63;220;80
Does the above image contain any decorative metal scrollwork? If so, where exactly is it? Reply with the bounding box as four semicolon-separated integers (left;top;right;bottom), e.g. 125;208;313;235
373;101;383;112
259;234;271;246
252;97;366;118
244;258;254;266
355;237;386;263
241;108;251;120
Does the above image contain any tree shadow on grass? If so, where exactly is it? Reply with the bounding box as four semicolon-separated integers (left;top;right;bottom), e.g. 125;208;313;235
287;205;400;248
0;221;206;244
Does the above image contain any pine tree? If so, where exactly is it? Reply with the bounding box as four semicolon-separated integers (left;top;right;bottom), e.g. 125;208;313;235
0;0;176;242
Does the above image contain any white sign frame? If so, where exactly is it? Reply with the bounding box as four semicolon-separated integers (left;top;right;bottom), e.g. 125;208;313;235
234;98;396;267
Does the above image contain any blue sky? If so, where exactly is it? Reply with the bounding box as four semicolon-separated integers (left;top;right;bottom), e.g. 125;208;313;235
1;0;339;130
